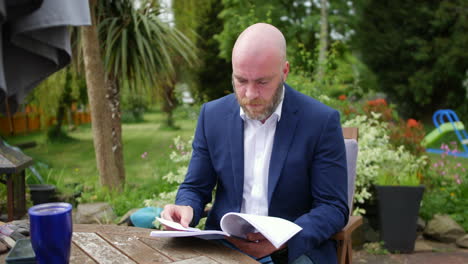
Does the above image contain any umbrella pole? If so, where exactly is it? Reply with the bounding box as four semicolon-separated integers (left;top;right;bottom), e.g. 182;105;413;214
5;98;14;136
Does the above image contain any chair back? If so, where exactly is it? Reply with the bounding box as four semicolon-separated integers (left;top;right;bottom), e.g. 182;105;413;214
342;127;359;215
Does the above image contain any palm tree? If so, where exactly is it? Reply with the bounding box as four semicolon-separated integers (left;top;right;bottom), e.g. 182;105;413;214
81;0;196;191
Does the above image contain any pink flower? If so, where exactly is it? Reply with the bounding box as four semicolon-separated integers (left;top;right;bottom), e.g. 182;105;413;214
141;152;148;159
456;179;462;184
457;163;462;167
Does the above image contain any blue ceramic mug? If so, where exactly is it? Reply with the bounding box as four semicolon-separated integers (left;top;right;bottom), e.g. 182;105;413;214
29;202;73;264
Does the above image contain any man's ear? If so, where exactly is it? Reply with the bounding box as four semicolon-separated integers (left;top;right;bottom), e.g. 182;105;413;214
282;61;290;80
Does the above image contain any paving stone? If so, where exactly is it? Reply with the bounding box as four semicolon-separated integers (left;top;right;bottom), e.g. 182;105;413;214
75;202;116;224
414;239;433;252
424;214;465;243
456;234;468;248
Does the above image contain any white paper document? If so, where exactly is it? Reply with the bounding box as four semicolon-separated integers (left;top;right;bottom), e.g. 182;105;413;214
150;212;302;248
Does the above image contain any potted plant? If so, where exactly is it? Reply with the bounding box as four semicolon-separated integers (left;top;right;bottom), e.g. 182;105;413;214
374;151;426;253
26;164;58;205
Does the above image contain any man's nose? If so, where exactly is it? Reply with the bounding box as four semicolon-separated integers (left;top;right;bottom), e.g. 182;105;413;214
245;83;259;100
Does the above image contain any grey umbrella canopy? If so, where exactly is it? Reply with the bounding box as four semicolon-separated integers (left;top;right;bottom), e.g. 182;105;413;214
0;0;91;114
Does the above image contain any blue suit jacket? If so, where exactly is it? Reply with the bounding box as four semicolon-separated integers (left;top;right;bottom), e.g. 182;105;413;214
176;84;348;263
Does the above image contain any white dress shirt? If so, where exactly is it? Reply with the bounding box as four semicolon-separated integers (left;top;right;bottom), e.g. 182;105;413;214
239;87;284;216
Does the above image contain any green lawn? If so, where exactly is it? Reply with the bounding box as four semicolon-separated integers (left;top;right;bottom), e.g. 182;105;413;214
2;109;197;215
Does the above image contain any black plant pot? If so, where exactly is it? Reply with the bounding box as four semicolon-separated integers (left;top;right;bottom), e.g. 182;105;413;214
28;184;56;205
375;185;425;253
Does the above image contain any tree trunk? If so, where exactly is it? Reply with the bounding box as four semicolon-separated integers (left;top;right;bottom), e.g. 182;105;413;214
162;79;177;128
316;0;328;82
80;0;125;191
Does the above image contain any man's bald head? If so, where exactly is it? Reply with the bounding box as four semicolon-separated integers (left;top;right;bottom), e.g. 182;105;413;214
231;23;289;122
232;23;287;63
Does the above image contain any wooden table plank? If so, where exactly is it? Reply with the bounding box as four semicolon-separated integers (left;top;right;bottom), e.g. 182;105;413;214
172;256;220;264
99;232;172;264
139;237;201;261
74;224;152;237
70;243;98;264
190;240;260;264
73;232;136;264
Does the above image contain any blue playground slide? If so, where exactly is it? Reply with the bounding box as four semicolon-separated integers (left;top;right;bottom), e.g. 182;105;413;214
422;109;468;158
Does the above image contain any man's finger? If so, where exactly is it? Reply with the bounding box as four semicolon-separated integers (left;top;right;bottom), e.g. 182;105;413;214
245;232;266;242
180;214;191;228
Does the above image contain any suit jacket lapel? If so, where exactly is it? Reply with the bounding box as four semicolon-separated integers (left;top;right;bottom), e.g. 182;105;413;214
268;86;299;205
228;108;244;210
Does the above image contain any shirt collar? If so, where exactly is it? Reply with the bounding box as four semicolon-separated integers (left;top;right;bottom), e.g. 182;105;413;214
239;85;285;122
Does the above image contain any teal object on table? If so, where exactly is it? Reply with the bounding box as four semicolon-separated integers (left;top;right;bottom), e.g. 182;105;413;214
5;238;36;264
130;207;163;228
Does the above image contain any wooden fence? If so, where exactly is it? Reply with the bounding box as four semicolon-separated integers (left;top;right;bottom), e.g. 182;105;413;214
0;111;91;136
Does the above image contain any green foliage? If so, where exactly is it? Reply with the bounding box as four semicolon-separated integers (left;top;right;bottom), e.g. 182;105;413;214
27;67;84;127
76;181;169;217
420;149;468;231
289;41;377;102
147;135;193;206
172;0;200;44
143;135;210;229
353;0;468;119
217;0;356;64
375;168;421;187
216;0;273;61
193;0;232;101
363;241;390;255
121;92;149;123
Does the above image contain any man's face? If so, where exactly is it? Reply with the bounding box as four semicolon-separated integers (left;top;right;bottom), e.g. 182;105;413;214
232;54;289;121
233;76;283;121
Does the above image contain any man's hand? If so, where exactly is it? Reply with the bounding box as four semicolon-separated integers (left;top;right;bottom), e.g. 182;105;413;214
226;232;285;259
160;204;194;229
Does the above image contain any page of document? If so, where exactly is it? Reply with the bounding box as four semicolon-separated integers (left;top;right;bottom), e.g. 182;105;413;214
150;217;228;239
155;217;200;231
220;213;303;248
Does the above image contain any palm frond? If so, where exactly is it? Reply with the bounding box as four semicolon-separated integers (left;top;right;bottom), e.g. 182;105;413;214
94;0;198;95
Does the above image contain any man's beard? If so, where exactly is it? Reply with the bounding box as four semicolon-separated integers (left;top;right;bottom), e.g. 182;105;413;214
235;79;284;121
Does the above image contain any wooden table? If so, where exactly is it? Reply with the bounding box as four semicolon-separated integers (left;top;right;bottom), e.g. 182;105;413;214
72;224;260;263
1;224;259;264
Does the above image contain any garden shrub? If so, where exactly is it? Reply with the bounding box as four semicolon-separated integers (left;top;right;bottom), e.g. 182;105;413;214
343;113;427;215
337;97;427;156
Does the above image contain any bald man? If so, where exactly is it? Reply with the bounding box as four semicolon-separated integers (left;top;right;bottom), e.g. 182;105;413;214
162;23;348;264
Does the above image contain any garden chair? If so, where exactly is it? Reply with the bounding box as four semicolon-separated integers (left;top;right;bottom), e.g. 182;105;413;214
333;127;362;264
